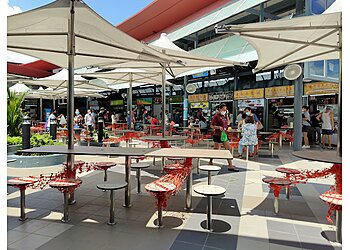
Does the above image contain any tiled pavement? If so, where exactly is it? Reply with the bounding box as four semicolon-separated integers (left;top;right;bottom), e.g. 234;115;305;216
7;141;342;250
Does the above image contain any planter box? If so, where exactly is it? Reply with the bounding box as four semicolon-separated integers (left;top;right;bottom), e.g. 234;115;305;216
7;144;21;155
7;153;66;168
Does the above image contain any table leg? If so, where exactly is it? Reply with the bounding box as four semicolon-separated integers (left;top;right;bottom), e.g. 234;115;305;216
279;134;283;148
208;172;212;185
19;189;27;221
123;156;132;207
207;196;213;231
185;169;193;210
286;186;290;200
136;169;141;194
104;169;108;182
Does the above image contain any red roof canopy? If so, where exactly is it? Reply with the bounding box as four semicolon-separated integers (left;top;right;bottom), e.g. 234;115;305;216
7;60;59;78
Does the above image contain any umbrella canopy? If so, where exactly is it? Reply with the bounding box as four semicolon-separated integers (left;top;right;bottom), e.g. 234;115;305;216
27;87;104;99
22;69;115;92
7;0;179;69
102;33;245;77
9;83;31;93
215;12;341;72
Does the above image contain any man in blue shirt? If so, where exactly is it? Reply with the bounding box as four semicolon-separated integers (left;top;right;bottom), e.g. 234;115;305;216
244;107;259;123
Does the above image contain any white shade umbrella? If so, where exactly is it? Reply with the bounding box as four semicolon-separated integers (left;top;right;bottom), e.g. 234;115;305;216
9;83;31;93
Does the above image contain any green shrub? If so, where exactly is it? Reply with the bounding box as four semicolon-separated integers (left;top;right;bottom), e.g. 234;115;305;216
7;88;26;136
30;133;65;147
7;135;22;145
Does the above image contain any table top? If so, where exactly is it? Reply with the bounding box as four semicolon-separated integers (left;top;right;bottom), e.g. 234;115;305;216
20;145;156;157
292;150;341;164
193;184;226;196
141;136;188;141
272;127;293;131
145;148;233;159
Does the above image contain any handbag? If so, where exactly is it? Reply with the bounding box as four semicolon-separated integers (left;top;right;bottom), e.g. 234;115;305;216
257;120;264;130
220;130;228;142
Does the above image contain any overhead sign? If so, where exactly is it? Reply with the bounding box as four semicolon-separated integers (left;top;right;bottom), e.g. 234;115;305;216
136;98;153;105
188;93;208;103
234;88;264;100
208;92;233;101
265;86;294;98
304;82;339;95
110;100;124;106
190;102;209;109
167;95;184;104
192;71;208;78
153;97;162;104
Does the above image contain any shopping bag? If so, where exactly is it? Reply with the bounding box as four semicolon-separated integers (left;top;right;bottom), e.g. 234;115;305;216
221;131;228;142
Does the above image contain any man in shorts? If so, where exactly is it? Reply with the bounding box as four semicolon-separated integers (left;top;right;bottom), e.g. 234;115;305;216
318;106;335;149
302;106;311;148
208;103;238;172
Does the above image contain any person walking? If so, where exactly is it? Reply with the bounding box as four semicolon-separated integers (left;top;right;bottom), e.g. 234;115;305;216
84;109;94;131
47;110;57;131
237;116;258;159
208;103;238;172
318;106;335;149
302;106;311;148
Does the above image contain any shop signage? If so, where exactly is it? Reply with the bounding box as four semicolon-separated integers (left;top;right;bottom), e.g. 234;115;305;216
188;93;208;103
208;91;233;101
304;82;339;95
167;95;183;103
192;71;209;78
136;98;153;105
237;99;264;108
190;102;209;109
110;100;124;106
234;88;264;100
265;86;294;98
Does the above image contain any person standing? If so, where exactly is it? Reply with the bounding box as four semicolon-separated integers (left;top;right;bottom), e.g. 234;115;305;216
74;109;83;142
311;110;322;145
91;110;97;130
84;109;94;131
208;103;238;172
47;110;57;131
58;113;67;128
302;106;311;148
318;106;335;149
237;116;258;158
236;111;243;125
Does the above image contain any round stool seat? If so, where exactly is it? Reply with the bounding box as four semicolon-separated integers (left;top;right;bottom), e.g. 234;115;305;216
194;184;226;196
131;162;150;169
7;177;38;187
97;182;127;191
320;192;342;206
276;167;301;175
262;177;292;186
199;165;221;172
63;160;85;166
49;178;82;188
95;162;117;170
129;142;140;145
145;181;176;193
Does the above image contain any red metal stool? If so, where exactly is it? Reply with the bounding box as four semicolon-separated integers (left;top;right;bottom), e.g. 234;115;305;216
262;177;292;214
49;178;82;222
276;167;301;200
163;163;184;174
95;162;117;182
320;192;342;243
7;177;38;221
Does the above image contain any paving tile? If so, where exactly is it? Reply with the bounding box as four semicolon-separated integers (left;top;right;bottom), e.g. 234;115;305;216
8;234;53;250
34;222;73;237
267;220;297;234
269;231;301;248
205;233;238;249
12;219;51;233
170;241;203;250
236;236;270;250
7;230;30;245
175;230;208;245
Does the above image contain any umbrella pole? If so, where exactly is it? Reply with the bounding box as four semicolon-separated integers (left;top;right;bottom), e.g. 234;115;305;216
39;98;43;121
337;18;342;157
161;63;166;138
67;0;76;203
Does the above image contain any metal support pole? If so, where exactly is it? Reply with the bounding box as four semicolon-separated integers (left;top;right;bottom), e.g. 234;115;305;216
129;74;133;130
259;2;265;22
208;172;212;185
293;73;303;151
67;0;76;205
104;169;108;182
337;18;342;157
62;191;70;222
39;98;43;121
263;99;268;132
108;190;116;225
19;189;27;221
161;63;166;138
207;196;213;231
123;156;132;207
22;116;31;150
336;210;342;243
157;201;163;227
183;76;188;127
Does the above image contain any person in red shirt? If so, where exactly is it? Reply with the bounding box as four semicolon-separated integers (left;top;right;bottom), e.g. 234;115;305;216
150;115;159;129
209;104;238;171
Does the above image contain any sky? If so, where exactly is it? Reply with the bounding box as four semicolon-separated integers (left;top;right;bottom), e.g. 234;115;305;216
7;0;154;25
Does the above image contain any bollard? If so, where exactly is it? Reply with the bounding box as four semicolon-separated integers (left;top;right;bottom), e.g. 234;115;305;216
98;117;104;143
50;117;57;140
22;115;31;150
